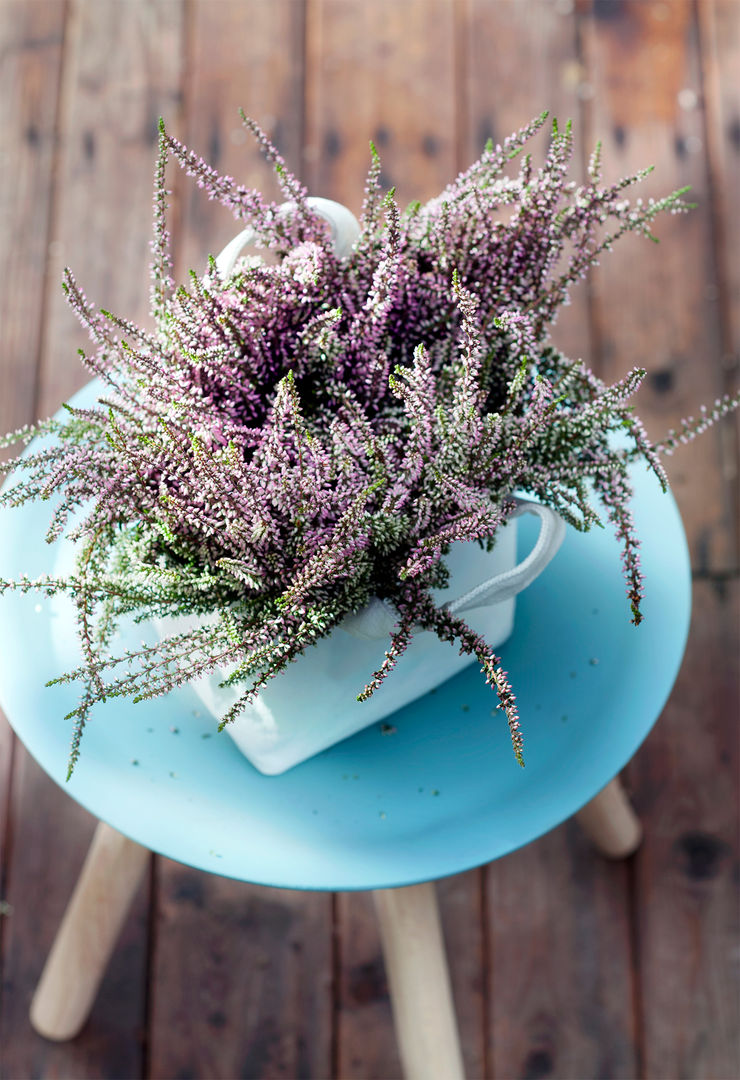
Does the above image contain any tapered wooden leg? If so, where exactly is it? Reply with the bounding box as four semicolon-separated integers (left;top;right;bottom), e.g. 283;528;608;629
30;821;150;1041
372;881;464;1080
575;776;643;858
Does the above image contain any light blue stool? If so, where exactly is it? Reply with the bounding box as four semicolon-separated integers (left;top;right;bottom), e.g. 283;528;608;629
0;389;691;1078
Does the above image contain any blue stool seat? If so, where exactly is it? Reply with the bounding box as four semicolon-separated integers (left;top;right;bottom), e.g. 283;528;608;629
0;381;691;891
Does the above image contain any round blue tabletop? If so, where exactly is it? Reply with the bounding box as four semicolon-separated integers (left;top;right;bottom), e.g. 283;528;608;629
0;381;691;891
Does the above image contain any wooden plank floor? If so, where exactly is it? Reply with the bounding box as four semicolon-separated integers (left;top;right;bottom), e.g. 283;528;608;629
0;2;737;1077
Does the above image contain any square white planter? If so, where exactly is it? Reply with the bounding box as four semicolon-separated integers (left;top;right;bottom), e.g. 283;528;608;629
155;499;564;774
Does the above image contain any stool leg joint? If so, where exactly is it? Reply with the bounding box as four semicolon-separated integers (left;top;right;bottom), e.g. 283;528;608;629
575;776;642;858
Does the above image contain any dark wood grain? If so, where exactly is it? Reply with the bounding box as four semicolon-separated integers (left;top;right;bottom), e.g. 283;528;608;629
0;5;82;1078
463;0;590;359
36;0;185;419
437;870;487;1080
579;0;736;574
463;6;640;1076
699;0;740;362
0;750;151;1080
334;889;403;1080
578;3;739;1079
177;0;307;273
486;821;639;1080
304;6;488;1077
697;0;740;552
0;0;62;440
628;579;739;1080
150;861;333;1080
1;3;184;1078
147;6;334;1078
304;0;457;212
0;0;65;986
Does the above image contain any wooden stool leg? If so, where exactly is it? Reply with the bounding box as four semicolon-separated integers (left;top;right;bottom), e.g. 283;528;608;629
575;776;643;858
372;881;465;1080
30;821;150;1041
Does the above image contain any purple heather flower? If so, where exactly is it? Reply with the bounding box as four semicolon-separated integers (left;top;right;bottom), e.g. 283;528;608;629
1;110;737;778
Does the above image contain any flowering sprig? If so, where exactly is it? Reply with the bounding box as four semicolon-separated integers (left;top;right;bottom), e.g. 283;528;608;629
1;112;737;778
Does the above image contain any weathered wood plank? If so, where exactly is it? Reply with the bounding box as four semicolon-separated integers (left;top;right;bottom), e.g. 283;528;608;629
485;821;638;1079
697;0;740;548
0;0;62;441
335;889;402;1080
304;0;458;213
0;5;108;1077
335;874;485;1080
36;0;185;419
150;861;333;1080
177;0;307;273
1;3;185;1077
579;3;740;1078
698;0;740;359
0;722;12;926
629;579;739;1080
463;5;639;1077
0;749;151;1080
148;6;334;1078
579;0;736;573
437;871;487;1080
304;5;487;1076
464;0;589;359
0;0;64;968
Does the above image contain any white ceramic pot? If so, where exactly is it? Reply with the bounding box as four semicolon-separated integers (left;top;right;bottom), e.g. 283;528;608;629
157;498;564;774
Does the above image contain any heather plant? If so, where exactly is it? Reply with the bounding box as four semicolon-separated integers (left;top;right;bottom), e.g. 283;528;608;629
1;110;737;779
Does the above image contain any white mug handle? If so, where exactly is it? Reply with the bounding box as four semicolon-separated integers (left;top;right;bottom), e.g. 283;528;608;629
342;499;565;640
214;196;361;277
446;497;565;615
